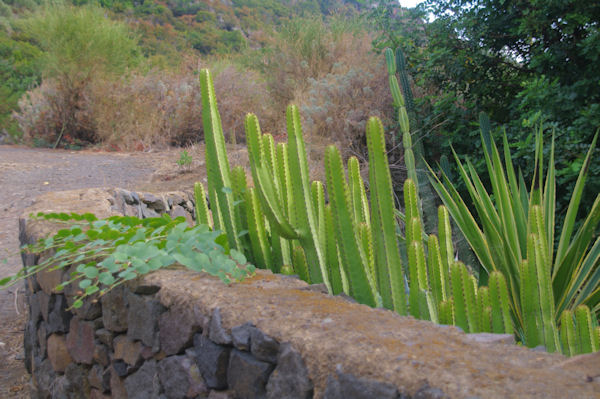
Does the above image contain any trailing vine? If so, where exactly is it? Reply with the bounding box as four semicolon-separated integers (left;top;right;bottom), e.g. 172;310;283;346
1;212;255;309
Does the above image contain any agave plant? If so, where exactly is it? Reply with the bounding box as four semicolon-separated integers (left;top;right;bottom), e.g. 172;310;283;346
428;116;600;352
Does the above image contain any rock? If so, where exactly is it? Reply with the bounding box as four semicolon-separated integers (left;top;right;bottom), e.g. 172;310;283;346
159;308;198;355
228;349;274;399
208;391;234;399
323;366;399;399
47;334;73;373
101;285;129;332
113;334;144;366
66;317;95;364
47;294;72;335
63;363;91;398
110;365;128;399
93;343;110;366
24;320;38;374
36;266;64;295
29;290;43;323
32;358;56;399
124;359;161;399
73;298;103;321
88;364;111;392
38;322;48;357
112;360;130;377
250;327;279;364
158;355;209;399
38;290;52;321
192;333;231;389
127;292;166;348
89;389;112;399
169;204;193;224
141;202;160;218
141;193;167;213
231;322;254;351
266;343;313;399
209;308;232;345
465;333;515;345
95;328;114;348
414;382;449;399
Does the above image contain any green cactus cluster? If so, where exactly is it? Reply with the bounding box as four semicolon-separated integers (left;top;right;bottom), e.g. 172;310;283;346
192;68;517;338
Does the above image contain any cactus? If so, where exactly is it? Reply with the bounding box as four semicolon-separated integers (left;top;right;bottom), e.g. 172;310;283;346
488;271;513;334
367;117;407;313
325;145;377;306
199;69;241;251
193;182;211;227
245;187;272;270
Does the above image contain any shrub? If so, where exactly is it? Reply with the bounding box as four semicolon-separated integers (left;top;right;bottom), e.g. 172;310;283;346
16;3;140;145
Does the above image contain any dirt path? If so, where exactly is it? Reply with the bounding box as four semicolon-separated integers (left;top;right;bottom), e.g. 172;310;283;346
0;145;189;397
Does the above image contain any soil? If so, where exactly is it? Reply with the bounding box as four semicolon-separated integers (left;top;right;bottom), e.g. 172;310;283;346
0;144;215;397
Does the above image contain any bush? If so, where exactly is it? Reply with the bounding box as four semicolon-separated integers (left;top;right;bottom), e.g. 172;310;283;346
16;3;140;145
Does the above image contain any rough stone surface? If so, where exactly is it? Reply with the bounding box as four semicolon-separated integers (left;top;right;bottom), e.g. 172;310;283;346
46;333;73;373
46;294;72;334
141;193;167;213
208;391;234;399
231;322;254;351
113;334;144;366
158;355;209;399
127;292;166;348
88;364;111;392
101;285;129;332
169;204;194;226
250;327;279;364
63;363;92;398
66;317;95;364
110;365;128;399
93;343;110;366
95;328;114;348
32;358;56;399
38;290;52;322
37;322;48;357
464;332;515;345
112;360;130;377
209;307;232;345
73;297;103;321
193;333;230;390
323;366;399;399
413;383;449;399
159;308;197;355
228;349;274;399
266;343;313;399
90;389;112;399
124;359;161;399
24;320;38;374
29;290;43;323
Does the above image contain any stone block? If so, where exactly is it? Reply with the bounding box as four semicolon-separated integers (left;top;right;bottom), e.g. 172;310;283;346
73;298;103;321
158;355;209;399
95;328;114;348
66;317;95;364
209;307;232;345
63;363;92;398
124;359;161;399
141;193;167;213
29;290;42;323
323;366;399;399
169;204;193;226
38;290;51;321
193;333;231;389
37;322;48;358
250;328;279;364
266;343;313;399
32;358;56;399
37;266;64;295
24;320;38;374
101;285;129;332
414;382;449;399
47;294;72;335
159;308;197;355
227;349;274;399
114;334;144;366
127;292;166;348
110;365;128;399
208;391;234;399
47;334;73;373
88;364;111;392
231;322;254;351
90;389;112;399
93;343;110;366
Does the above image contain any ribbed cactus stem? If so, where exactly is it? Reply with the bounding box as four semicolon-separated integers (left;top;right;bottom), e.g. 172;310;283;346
324;204;344;295
193;182;211;227
477;286;491;333
325;145;377;306
348;156;370;226
367;117;406;314
199;69;241;251
559;310;577;356
292;245;310;283
245;187;271;270
427;234;447;305
575;305;598;354
488;271;513;334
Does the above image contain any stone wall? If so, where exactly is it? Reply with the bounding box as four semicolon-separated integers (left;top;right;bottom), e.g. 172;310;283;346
19;188;600;399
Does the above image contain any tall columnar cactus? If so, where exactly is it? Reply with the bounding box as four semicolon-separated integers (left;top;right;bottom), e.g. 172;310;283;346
245;110;330;290
385;47;438;235
193;182;211;227
367;117;407;314
325;145;377;306
199;69;241;251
